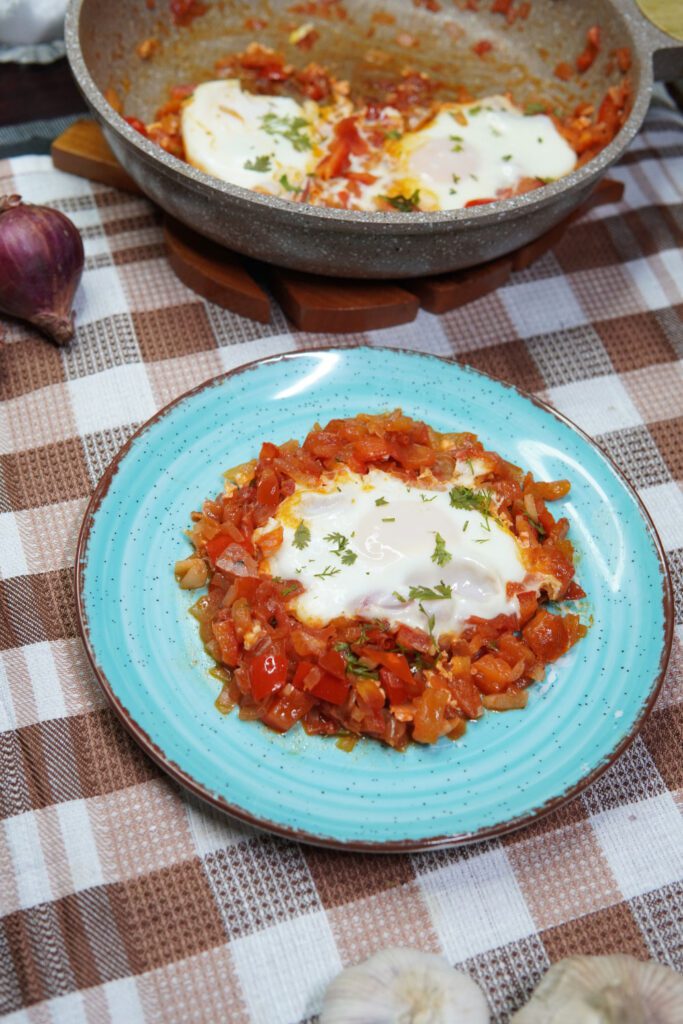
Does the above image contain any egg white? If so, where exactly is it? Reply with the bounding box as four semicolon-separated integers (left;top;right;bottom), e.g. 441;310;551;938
261;469;528;636
181;79;319;195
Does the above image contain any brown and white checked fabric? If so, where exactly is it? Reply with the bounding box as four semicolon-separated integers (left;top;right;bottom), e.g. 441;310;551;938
1;91;683;1024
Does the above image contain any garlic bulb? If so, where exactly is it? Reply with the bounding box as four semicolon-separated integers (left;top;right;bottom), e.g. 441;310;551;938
319;947;490;1024
511;955;683;1023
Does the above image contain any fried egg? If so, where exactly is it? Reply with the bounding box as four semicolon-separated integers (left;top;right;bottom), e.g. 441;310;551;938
181;79;319;196
181;82;576;210
261;469;529;636
384;96;577;211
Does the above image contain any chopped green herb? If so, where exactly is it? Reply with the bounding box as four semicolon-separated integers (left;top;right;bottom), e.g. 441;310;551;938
382;517;396;522
502;154;512;161
524;102;547;115
341;550;358;565
393;590;407;603
420;493;437;502
449;486;491;516
334;642;379;679
470;173;479;182
293;521;311;549
431;532;452;567
474;538;490;544
408;582;452;601
466;458;475;475
419;602;436;642
260;112;311;151
385;129;402;140
314;565;341;580
463;519;469;533
449;188;458;196
468;105;483;115
375;496;389;506
452;173;461;184
525;514;547;538
279;173;302;194
490;127;501;137
450;134;464;152
325;531;358;565
281;583;298;597
243;154;272;172
481;516;491;533
381;189;421;212
537;137;544;143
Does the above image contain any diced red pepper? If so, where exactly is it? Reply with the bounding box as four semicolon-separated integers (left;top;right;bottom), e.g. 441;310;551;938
310;672;350;705
360;648;414;686
319;649;348;680
212;619;240;667
522;609;570;662
250;651;288;701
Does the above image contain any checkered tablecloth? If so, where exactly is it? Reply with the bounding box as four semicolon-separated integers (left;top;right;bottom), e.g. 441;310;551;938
1;92;682;1024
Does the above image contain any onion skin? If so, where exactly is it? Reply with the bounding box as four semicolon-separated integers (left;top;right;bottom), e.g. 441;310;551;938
0;194;84;346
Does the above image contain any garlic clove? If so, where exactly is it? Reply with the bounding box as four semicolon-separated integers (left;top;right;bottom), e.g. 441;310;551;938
511;954;683;1024
320;947;490;1024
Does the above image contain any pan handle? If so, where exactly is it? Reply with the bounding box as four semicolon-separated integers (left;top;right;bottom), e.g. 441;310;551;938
629;0;683;81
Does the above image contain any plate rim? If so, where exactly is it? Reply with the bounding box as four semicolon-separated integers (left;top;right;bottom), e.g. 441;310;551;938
74;346;674;852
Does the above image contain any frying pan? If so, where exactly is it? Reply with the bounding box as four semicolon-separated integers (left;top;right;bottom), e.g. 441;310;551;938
65;0;682;278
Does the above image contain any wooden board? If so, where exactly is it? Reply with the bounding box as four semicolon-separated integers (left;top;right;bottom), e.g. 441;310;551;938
50;120;625;332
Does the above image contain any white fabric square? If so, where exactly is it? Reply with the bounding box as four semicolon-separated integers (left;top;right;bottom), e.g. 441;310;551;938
2;812;52;913
370;310;453;355
55;799;105;895
0;512;28;580
9;157;94;201
419;847;535;963
500;274;586;337
546;374;642;436
68;363;156;435
183;793;256;856
103;975;145;1023
74;265;129;326
592;794;683;900
658;247;683;302
22;642;68;723
217;334;296;373
231;911;342;1024
622;257;673;313
639;482;683;551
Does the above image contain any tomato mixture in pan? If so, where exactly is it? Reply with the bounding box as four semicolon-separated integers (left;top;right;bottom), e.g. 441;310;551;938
176;412;587;749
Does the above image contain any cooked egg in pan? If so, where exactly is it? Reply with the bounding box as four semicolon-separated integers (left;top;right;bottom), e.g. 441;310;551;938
181;81;576;210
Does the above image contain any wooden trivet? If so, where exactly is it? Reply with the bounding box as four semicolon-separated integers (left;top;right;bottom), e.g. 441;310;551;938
52;121;624;332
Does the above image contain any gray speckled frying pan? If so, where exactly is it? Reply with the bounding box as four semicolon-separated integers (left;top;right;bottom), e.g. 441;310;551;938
65;0;682;278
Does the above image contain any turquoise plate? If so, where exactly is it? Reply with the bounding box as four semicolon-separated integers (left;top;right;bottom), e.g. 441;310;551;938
76;348;673;850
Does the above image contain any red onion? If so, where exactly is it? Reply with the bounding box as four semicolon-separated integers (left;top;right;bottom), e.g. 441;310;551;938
0;194;84;346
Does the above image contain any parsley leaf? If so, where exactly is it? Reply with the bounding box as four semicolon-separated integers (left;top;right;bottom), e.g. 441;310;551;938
449;486;491;516
431;532;452;567
325;531;358;565
381;189;421;212
279;173;302;194
280;583;298;597
314;565;341;580
243;154;272;172
375;496;389;506
419;602;436;642
420;493;437;502
382;517;395;522
260;112;311;151
408;582;452;601
293;521;311;550
334;642;379;679
393;590;407;603
341;550;358;565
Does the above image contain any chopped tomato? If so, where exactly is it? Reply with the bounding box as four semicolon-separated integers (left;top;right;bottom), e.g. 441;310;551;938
516;591;539;626
319;648;348;680
565;581;586;600
472;654;518;694
212;619;240;667
292;660;315;688
360;648;414;685
412;688;449;743
261;687;315;731
395;624;433;654
523;609;570;662
250;651;288;700
448;676;483;719
464;197;496;207
311;672;350;705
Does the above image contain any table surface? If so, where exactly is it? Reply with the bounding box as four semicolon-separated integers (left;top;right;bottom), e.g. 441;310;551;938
1;62;682;1024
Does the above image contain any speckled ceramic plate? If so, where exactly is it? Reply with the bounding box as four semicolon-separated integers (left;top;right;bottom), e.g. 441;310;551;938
75;348;673;851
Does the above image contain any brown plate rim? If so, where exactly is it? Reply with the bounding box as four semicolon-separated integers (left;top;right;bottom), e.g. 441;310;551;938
74;346;674;852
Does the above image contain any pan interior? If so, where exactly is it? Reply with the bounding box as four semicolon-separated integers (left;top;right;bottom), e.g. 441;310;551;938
79;0;640;127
